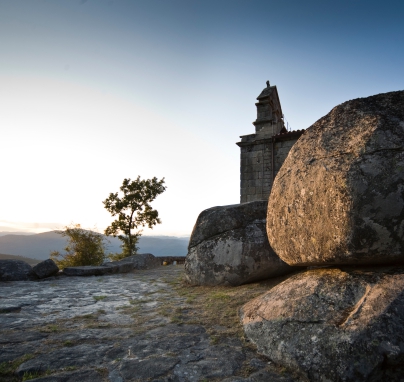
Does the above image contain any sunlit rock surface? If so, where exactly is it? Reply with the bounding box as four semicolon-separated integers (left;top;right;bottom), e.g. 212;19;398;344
267;91;404;266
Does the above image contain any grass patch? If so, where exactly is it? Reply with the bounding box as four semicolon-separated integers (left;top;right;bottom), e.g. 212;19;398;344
64;366;77;371
129;298;153;305
22;369;52;381
82;313;98;319
40;324;60;333
170;315;183;324
116;304;140;315
0;354;35;381
95;367;109;377
185;295;197;304
93;295;107;301
166;272;292;343
63;340;75;347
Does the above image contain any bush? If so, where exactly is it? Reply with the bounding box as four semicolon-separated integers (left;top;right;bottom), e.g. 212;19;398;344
50;224;107;269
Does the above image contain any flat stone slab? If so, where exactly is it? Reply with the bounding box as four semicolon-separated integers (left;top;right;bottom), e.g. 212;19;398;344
0;266;298;382
62;253;160;277
62;265;115;276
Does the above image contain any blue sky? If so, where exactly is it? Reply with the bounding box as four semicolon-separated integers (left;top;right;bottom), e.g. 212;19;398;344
1;0;403;235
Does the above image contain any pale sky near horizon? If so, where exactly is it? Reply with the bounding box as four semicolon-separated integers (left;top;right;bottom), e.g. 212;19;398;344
1;0;403;236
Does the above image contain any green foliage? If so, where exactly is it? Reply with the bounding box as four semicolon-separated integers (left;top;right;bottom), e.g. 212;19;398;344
103;176;166;258
93;295;107;301
22;370;52;381
22;371;41;381
0;354;34;381
50;224;107;269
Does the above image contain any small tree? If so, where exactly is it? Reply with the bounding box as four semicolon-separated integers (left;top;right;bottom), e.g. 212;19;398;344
103;176;166;259
50;224;107;269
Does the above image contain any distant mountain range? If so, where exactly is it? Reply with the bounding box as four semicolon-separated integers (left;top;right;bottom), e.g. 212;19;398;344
0;253;41;265
0;231;189;260
0;232;35;236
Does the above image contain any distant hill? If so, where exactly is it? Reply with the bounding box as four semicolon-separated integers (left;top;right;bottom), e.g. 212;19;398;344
0;231;189;260
0;232;35;236
0;253;40;266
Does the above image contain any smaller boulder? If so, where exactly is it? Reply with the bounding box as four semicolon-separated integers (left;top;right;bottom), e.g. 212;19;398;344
121;253;161;270
0;260;36;281
185;201;295;286
32;259;59;279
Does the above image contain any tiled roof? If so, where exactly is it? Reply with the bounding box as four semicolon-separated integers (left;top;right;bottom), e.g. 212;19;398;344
273;129;306;139
272;129;305;142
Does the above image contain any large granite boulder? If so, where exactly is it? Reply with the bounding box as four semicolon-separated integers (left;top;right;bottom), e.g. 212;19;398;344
32;259;59;279
185;201;294;286
267;91;404;266
241;266;404;382
0;260;36;281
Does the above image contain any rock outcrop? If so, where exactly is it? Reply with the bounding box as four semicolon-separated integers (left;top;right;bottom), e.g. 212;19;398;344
267;91;404;266
1;265;298;382
185;201;293;286
241;266;404;382
32;259;59;279
0;260;36;281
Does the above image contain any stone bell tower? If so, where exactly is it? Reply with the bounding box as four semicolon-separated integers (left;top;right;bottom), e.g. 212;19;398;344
253;80;285;136
236;81;305;203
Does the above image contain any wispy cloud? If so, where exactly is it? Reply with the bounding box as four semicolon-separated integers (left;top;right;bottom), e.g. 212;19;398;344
0;220;63;233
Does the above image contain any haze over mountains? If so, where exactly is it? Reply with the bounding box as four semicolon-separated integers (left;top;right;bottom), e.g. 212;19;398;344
0;231;189;260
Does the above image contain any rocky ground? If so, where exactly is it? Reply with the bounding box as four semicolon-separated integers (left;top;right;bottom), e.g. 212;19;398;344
0;265;302;382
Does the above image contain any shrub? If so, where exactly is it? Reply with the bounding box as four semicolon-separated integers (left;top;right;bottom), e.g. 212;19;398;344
50;224;107;269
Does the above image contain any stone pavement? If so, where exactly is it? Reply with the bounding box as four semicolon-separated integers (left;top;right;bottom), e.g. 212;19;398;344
0;266;300;382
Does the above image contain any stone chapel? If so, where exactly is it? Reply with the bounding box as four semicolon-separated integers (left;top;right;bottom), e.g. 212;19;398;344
237;81;305;203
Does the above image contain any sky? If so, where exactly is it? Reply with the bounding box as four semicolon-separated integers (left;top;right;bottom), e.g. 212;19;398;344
1;0;403;236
